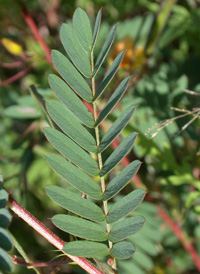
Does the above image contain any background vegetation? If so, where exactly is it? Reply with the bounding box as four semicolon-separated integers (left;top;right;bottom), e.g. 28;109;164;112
0;0;200;273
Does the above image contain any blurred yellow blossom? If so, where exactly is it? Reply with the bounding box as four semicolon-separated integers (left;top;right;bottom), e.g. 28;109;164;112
1;38;23;55
109;36;145;70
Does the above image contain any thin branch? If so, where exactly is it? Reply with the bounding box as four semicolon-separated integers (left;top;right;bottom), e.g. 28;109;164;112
12;256;71;267
22;6;52;64
0;60;24;68
9;196;104;274
0;63;35;86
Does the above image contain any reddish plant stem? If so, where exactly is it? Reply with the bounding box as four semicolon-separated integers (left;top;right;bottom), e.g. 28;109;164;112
0;63;35;86
83;100;200;271
12;257;71;267
22;6;52;64
9;196;104;274
0;60;24;68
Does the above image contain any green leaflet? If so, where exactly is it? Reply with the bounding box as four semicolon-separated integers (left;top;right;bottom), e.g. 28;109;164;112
93;51;125;101
48;74;94;128
109;216;145;243
103;160;141;201
100;132;138;176
107;189;146;223
95;76;130;126
0;228;12;251
46;100;96;153
0;248;13;272
51;50;92;102
44;127;99;176
63;241;109;258
92;8;102;50
93;25;118;77
46;154;102;200
60;24;91;78
110;241;135;260
45;186;105;222
0;209;11;229
52;215;108;241
4;106;41;119
73;8;93;53
98;105;136;153
131;252;154;271
0;190;8;209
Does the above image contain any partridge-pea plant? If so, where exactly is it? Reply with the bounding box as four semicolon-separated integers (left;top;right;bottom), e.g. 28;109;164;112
44;8;146;272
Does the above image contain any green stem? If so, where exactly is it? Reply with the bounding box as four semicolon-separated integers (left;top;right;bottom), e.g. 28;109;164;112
91;52;117;271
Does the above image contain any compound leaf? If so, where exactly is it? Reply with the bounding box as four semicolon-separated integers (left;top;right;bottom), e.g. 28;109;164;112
46;154;102;200
48;74;94;128
100;132;138;176
52;215;108;241
51;50;92;102
63;241;109;258
46;100;96;153
103;160;141;201
107;189;146;223
109;216;145;243
44;127;99;176
46;186;105;222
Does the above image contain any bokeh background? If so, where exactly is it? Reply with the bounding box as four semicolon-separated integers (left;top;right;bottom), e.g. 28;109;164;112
0;0;200;273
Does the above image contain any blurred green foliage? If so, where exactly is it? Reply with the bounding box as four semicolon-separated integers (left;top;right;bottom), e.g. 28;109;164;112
0;0;199;273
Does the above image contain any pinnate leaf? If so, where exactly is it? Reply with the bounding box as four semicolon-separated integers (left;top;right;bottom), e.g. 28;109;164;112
93;25;117;77
60;24;91;78
63;241;109;258
48;75;94;128
45;186;105;222
46;154;102;200
73;8;93;53
98;105;135;153
51;50;92;102
52;215;108;241
95;76;130;126
46;100;96;153
109;216;145;243
107;189;146;223
110;241;135;259
93;51;125;100
100;132;138;176
103;160;141;201
44;127;99;176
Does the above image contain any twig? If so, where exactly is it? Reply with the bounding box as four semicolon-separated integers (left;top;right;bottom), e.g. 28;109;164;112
9;196;104;274
12;256;71;267
0;63;35;86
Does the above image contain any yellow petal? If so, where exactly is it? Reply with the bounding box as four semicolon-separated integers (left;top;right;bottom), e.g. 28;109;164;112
1;38;23;55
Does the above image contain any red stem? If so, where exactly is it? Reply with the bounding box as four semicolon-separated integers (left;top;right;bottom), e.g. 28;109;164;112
0;63;35;86
9;196;104;274
0;60;24;68
22;6;52;64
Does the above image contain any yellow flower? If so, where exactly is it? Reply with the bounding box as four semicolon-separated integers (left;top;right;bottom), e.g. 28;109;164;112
1;38;23;55
109;36;145;71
